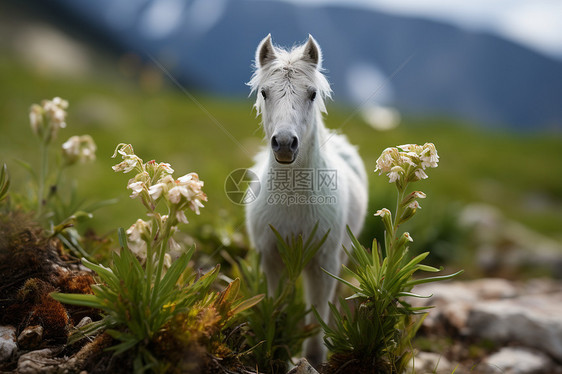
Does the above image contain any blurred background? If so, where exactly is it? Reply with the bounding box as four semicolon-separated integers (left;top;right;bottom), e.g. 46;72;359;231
1;0;561;278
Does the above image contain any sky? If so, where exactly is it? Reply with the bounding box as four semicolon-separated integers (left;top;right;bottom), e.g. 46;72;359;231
270;0;562;60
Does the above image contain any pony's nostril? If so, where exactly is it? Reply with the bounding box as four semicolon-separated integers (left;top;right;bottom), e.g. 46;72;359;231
271;136;280;152
290;136;298;152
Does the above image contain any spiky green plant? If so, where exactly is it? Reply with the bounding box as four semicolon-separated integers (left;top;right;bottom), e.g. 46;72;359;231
53;229;220;372
235;223;328;374
316;143;462;373
52;144;215;373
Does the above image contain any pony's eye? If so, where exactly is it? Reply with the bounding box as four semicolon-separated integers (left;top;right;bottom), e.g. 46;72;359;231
261;89;267;100
309;90;317;101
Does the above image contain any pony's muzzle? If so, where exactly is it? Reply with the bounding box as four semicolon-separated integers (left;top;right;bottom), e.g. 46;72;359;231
271;133;298;164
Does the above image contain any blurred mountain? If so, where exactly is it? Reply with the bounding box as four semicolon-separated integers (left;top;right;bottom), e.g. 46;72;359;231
45;0;562;130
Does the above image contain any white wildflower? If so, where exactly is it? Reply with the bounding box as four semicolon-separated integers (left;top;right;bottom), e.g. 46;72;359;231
163;253;172;269
404;232;413;242
168;237;182;252
148;175;174;200
127;181;146;199
162;173;207;214
374;208;391;218
374;147;395;174
29;104;43;135
408;200;422;210
376;143;439;184
112;157;139;173
413;191;426;199
176;210;189;224
414;168;428;180
126;219;152;258
145;160;174;181
29;97;69;142
387;166;404;183
168;185;186;204
111;143;143;173
420;143;439;169
158;162;174;175
400;154;417;167
62;135;97;165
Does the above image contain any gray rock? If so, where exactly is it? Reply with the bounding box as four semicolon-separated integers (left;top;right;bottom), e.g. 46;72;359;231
287;358;319;374
481;347;554;374
459;204;562;277
410;351;453;374
467;293;562;362
17;348;61;374
0;325;17;362
409;278;518;332
17;325;44;350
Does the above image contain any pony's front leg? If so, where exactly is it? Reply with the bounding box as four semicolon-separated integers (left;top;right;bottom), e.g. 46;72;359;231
260;245;284;297
302;259;339;367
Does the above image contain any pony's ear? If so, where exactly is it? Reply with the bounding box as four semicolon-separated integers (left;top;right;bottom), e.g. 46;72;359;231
256;34;276;68
303;34;321;68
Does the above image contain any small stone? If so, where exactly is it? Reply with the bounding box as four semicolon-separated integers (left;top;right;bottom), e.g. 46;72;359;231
410;352;453;374
467;293;562;362
482;347;553;374
287;358;319;374
0;325;17;362
17;348;61;374
17;325;44;350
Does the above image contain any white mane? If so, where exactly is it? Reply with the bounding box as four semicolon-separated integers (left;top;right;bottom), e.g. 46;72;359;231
247;41;332;116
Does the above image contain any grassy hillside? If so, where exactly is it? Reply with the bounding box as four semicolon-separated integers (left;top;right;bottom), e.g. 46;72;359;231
1;53;561;271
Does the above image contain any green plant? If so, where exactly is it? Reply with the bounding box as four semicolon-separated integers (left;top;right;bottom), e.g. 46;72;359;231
0;163;9;203
54;229;220;372
27;98;98;219
316;143;462;373
52;144;215;372
152;277;263;373
9;97;114;259
234;223;328;374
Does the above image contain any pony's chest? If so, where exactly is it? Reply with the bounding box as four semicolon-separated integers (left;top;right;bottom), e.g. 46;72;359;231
251;188;339;236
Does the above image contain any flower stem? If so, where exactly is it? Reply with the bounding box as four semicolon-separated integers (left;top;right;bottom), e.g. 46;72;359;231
37;140;49;218
151;209;175;305
145;238;154;301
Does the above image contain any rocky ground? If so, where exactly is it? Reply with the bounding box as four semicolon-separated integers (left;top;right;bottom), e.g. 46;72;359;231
288;278;562;374
2;205;562;373
2;277;561;373
408;278;562;374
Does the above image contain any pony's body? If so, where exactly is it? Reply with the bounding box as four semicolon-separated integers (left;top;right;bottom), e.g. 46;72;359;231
245;35;368;365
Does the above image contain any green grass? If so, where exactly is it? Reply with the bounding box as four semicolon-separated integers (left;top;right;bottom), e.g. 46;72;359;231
1;53;561;270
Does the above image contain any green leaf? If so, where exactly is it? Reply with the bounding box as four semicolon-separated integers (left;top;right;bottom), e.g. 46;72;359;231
405;270;464;287
232;294;265;315
82;258;119;288
117;227;128;250
13;158;37;182
50;292;103;308
105;330;139;355
417;264;441;273
155;250;191;299
56;233;92;261
321;267;362;294
83;198;119;213
398;292;432;298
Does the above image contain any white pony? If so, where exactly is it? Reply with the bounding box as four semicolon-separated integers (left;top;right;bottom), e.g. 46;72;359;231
245;34;368;365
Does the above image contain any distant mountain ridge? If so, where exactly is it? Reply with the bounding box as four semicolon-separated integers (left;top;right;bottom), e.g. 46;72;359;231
53;0;562;130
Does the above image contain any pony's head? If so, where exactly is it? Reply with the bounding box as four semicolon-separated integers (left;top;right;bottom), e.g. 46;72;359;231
248;34;332;164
